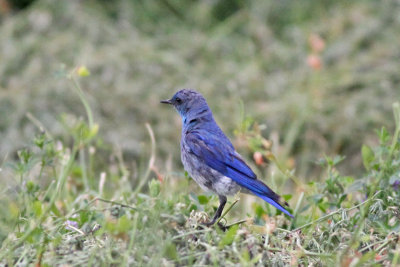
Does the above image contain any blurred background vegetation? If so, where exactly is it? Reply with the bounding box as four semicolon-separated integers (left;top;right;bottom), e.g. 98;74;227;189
0;0;400;265
1;0;399;183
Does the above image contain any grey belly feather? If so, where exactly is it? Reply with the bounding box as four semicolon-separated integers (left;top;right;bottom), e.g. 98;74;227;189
181;141;240;196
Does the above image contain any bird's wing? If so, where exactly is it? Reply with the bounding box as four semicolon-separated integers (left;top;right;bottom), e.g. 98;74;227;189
185;131;293;217
185;131;256;179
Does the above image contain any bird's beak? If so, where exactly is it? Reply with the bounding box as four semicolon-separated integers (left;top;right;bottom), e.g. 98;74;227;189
160;99;172;105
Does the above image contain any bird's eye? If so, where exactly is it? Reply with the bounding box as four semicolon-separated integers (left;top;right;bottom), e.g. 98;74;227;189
175;97;182;104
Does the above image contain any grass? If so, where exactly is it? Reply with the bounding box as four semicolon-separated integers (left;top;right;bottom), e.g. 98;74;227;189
0;70;399;265
0;0;400;265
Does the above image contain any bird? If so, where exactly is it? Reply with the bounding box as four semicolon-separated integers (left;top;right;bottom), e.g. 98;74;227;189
161;89;293;226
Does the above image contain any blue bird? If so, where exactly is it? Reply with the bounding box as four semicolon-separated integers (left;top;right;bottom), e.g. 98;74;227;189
161;89;293;226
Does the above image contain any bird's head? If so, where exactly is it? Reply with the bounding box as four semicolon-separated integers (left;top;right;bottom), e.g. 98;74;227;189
161;89;209;119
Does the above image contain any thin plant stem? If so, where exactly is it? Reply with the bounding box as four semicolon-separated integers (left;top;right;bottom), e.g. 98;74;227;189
80;148;89;190
69;197;138;218
216;198;239;225
265;247;332;258
123;213;139;266
293;191;380;232
133;123;156;195
225;219;248;228
172;229;212;240
68;74;94;130
359;237;396;253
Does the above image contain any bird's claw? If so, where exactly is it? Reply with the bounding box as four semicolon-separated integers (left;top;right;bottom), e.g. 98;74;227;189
201;221;229;231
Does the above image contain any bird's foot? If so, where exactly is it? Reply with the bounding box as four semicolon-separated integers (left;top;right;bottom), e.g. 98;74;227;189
201;221;229;231
201;220;216;227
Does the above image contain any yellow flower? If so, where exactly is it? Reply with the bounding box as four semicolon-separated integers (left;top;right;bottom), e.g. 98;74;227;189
77;66;90;77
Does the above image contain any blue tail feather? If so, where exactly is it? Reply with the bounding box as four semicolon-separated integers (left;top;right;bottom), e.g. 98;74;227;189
255;193;294;218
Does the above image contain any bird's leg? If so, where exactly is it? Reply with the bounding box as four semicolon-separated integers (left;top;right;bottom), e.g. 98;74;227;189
203;195;227;226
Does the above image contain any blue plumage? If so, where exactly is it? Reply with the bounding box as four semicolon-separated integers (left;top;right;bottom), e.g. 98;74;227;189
161;89;293;225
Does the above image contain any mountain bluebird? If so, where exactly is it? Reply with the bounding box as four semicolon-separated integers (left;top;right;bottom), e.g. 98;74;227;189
161;89;293;226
